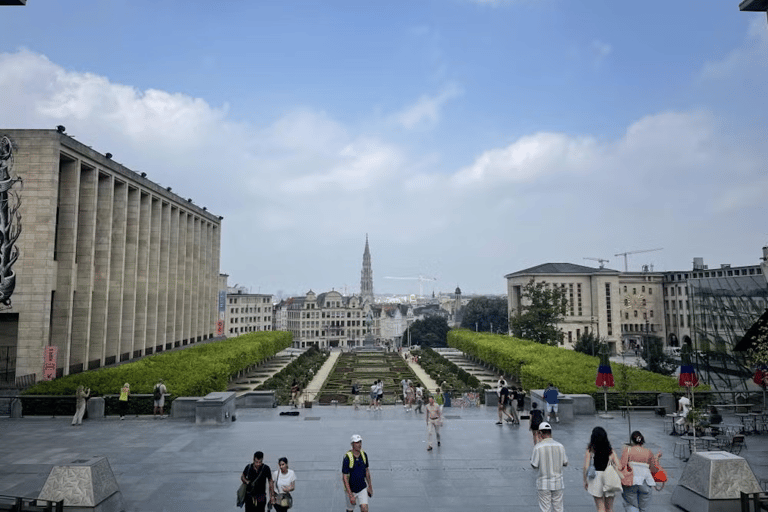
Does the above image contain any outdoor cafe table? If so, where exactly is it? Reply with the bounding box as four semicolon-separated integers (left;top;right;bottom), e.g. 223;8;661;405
680;434;717;452
736;412;759;434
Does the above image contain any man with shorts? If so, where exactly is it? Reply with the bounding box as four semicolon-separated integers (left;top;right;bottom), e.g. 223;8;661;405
153;379;168;418
496;383;516;425
543;383;560;423
342;434;373;512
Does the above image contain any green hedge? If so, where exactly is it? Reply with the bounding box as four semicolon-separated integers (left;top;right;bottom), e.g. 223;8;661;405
410;346;486;397
22;331;293;398
257;346;329;404
447;330;699;394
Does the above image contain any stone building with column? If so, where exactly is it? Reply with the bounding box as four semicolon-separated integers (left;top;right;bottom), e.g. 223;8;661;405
0;128;222;384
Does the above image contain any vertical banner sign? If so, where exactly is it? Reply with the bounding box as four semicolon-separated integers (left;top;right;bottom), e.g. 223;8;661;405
217;290;226;335
43;346;58;381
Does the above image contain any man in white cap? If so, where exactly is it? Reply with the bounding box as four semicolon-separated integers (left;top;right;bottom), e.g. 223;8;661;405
342;434;372;512
530;422;568;512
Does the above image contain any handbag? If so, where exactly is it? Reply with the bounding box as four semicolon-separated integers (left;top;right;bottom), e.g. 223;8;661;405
587;461;596;480
652;468;667;483
602;463;623;494
275;492;293;509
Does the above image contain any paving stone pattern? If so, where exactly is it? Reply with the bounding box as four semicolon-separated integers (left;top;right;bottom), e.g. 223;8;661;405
2;405;766;512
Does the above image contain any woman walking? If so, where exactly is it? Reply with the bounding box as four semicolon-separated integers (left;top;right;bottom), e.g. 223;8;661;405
583;426;622;512
118;383;130;420
272;457;296;512
620;431;662;512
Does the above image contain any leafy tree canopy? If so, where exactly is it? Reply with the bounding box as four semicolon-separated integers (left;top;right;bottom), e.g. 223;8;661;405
460;296;509;333
509;278;567;346
405;315;450;347
643;334;677;376
573;331;605;357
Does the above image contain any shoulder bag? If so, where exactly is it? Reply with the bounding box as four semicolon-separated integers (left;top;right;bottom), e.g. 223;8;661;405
602;461;623;494
274;470;293;509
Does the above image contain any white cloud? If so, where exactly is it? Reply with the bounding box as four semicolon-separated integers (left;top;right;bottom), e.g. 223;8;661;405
700;18;768;82
393;83;463;130
450;132;598;188
1;48;766;295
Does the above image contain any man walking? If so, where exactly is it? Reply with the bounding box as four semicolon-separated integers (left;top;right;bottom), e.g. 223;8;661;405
543;383;560;423
530;422;568;512
425;395;442;450
342;434;373;512
153;379;168;419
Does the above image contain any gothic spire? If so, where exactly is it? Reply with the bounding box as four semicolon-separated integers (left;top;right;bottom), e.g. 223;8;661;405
360;235;374;304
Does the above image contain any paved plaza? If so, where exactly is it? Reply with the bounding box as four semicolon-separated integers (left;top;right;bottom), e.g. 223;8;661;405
1;405;767;512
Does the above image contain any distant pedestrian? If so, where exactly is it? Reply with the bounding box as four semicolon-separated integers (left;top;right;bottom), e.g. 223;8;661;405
496;384;516;425
516;387;527;417
530;403;544;442
440;380;451;407
368;381;377;410
376;380;383;410
531;421;568;512
425;396;442;451
119;383;130;420
272;457;296;512
434;387;444;406
342;434;372;512
290;379;300;408
153;379;167;418
71;385;90;426
414;385;424;413
352;381;361;410
544;383;560;423
405;383;415;411
584;426;622;512
241;451;274;512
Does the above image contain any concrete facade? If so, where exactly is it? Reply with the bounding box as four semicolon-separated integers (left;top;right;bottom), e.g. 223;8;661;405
0;129;221;382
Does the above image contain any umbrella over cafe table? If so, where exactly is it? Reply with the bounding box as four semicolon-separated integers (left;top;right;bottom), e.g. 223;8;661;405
596;345;614;418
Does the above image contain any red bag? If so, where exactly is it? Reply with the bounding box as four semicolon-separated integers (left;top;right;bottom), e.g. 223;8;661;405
652;468;667;483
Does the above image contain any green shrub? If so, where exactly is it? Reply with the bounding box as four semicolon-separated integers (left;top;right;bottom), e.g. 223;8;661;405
22;331;292;399
448;330;701;395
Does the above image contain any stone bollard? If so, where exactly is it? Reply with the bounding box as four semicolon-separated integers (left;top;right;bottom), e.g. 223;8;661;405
86;397;105;419
10;397;22;418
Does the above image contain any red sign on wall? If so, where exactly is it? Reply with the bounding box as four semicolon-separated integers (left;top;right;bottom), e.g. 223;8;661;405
43;346;57;381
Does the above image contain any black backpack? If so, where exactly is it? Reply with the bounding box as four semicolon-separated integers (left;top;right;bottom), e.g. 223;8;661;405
153;385;162;400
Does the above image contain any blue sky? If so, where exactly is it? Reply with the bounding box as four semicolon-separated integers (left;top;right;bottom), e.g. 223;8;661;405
2;0;767;298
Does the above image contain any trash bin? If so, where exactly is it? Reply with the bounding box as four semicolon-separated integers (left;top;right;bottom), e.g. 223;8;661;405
657;393;675;416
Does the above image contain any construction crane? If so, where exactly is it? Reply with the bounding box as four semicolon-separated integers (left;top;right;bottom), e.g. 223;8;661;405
614;248;663;272
583;257;609;269
383;275;437;298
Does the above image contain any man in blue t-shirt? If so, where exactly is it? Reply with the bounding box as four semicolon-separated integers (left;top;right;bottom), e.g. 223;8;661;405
543;383;560;423
342;434;373;512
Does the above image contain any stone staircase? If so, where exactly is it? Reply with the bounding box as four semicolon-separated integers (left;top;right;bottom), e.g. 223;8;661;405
433;348;509;389
227;347;306;395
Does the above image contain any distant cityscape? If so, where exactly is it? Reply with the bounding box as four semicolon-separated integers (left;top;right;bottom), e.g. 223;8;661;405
1;129;766;386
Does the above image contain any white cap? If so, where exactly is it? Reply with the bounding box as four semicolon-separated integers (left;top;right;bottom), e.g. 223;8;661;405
351;434;363;443
538;422;552;431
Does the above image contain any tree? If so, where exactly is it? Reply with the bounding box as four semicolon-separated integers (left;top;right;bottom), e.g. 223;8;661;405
643;335;676;376
460;296;509;333
509;278;568;346
573;331;605;357
405;315;450;348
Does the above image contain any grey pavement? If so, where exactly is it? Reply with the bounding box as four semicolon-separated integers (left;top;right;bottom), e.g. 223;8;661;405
1;406;767;512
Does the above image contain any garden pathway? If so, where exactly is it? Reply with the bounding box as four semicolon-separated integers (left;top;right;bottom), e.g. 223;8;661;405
404;354;439;393
302;348;341;403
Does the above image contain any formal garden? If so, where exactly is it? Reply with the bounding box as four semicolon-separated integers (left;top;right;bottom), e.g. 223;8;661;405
409;345;488;404
255;345;329;404
316;351;423;405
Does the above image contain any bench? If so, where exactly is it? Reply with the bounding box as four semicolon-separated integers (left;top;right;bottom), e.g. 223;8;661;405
740;491;768;512
0;494;63;512
619;405;666;417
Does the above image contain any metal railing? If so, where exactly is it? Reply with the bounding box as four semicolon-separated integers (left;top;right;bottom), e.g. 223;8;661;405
0;495;63;512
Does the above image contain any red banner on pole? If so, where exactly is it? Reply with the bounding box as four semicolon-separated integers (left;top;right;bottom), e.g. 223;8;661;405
43;346;57;381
